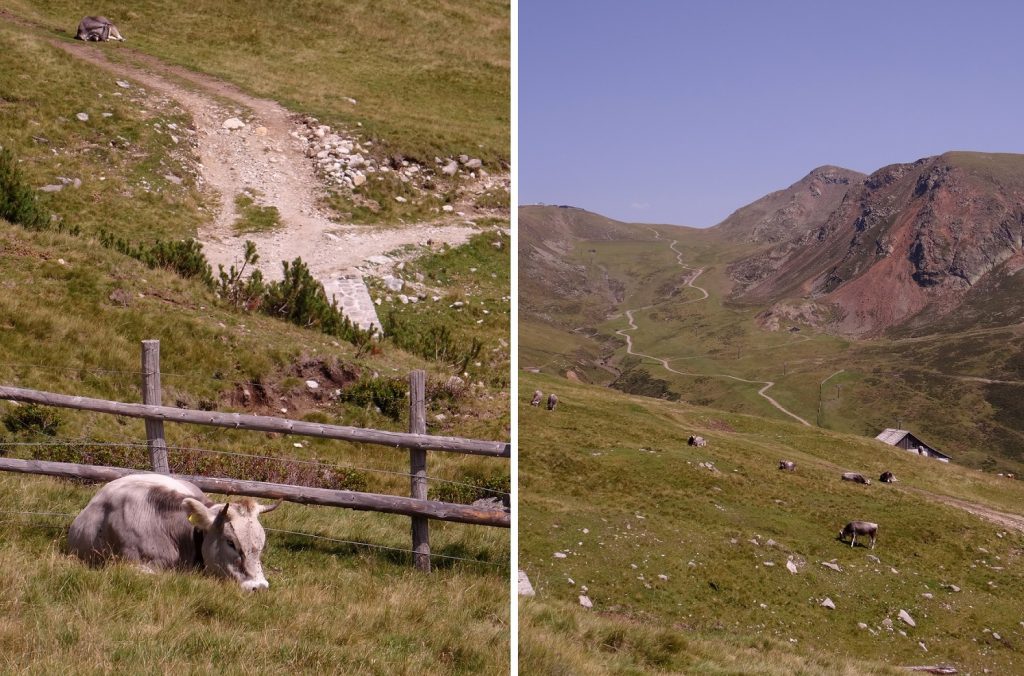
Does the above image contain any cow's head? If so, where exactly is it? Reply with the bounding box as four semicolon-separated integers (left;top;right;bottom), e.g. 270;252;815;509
182;497;279;590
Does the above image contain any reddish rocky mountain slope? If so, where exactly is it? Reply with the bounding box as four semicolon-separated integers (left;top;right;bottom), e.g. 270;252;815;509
729;152;1024;336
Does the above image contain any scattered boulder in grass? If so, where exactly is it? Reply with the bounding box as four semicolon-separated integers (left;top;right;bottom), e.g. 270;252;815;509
786;560;799;574
899;609;916;627
517;570;535;597
222;117;245;130
821;561;843;572
579;595;593;609
821;597;835;610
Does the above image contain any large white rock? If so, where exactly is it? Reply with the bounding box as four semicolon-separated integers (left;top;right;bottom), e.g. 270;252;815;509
222;117;245;130
898;609;916;627
517;570;535;597
579;595;593;609
821;597;836;610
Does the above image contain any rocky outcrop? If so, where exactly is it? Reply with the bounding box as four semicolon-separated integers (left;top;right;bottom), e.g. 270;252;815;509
729;152;1024;336
712;165;865;245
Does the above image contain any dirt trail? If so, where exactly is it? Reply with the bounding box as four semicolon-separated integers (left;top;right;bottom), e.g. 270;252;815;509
904;486;1024;534
616;229;812;426
46;39;479;277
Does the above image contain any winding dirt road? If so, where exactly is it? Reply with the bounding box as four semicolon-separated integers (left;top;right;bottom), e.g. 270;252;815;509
618;229;812;426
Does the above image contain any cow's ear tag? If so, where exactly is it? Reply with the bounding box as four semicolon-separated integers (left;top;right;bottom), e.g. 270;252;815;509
187;513;200;526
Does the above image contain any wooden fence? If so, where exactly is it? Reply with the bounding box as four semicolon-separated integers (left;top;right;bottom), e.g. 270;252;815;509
0;340;511;572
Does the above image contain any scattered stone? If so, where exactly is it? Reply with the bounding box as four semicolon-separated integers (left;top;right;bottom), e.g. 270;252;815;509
164;173;183;185
553;552;567;559
922;593;933;599
899;609;916;627
857;622;868;630
465;158;482;170
108;288;132;307
383;276;404;292
442;204;454;212
517;570;535;597
115;80;131;88
39;184;64;193
993;632;1002;640
305;380;319;390
395;196;407;203
786;560;799;574
763;561;775;567
821;597;835;610
579;595;593;609
222;117;245;130
882;618;894;631
254;126;268;136
657;574;668;581
821;561;843;572
867;554;880;563
918;642;927;652
398;294;409;304
76;112;89;122
441;160;458;176
945;584;961;593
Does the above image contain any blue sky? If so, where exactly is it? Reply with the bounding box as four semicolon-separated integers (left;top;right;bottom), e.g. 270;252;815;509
519;1;1024;227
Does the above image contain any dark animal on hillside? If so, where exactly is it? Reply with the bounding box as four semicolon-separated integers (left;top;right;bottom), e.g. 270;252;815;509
546;393;558;410
841;471;871;485
68;474;279;590
75;16;125;42
778;460;796;471
879;471;897;483
688;435;707;447
530;389;543;406
837;520;878;549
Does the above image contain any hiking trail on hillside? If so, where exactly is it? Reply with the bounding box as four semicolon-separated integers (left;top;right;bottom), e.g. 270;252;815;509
4;11;508;331
615;229;812;426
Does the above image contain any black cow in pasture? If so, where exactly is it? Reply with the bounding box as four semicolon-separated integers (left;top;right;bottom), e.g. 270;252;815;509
75;16;125;42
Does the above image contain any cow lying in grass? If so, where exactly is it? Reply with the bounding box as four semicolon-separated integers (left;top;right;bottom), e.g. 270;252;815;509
75;16;125;42
778;460;796;471
841;471;870;485
837;520;878;549
68;474;279;590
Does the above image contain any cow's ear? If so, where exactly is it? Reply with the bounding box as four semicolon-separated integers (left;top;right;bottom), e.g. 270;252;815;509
183;498;216;531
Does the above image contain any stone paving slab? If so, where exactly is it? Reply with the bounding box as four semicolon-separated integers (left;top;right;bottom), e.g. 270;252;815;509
324;275;381;333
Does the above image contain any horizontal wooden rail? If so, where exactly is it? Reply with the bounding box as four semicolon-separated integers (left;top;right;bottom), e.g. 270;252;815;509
0;386;510;458
0;458;510;528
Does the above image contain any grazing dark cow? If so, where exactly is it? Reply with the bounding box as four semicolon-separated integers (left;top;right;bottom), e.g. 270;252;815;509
75;16;125;42
530;389;543;406
837;520;878;549
546;393;558;411
841;471;871;485
778;460;796;472
68;474;279;590
879;471;897;483
688;435;707;447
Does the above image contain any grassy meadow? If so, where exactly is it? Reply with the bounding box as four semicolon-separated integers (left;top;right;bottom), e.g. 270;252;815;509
0;7;509;673
5;0;510;167
519;372;1024;674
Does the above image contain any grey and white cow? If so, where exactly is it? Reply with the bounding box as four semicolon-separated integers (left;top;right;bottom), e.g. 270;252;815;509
75;16;125;42
778;460;796;471
68;474;278;590
530;390;543;406
841;471;871;485
837;520;878;549
547;393;558;411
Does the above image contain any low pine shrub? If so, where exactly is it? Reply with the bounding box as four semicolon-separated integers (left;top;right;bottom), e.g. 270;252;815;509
338;376;408;422
382;312;482;372
99;230;214;286
0;148;50;230
2;404;63;437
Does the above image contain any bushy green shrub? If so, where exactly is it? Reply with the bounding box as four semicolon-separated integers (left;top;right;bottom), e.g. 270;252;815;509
217;240;266;311
2;404;63;436
382;312;482;372
429;474;510;506
262;257;376;351
0;148;50;230
338;376;408;422
99;230;214;286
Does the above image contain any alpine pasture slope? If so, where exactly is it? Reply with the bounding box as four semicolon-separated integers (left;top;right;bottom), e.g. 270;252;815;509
519;374;1024;673
0;4;509;672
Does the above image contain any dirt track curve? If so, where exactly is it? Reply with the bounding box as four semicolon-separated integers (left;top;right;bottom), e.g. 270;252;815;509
4;11;501;329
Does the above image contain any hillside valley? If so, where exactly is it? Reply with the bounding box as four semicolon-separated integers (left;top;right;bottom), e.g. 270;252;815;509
520;151;1024;477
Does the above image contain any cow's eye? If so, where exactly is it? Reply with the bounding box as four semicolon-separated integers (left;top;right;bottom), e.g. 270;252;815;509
226;540;237;551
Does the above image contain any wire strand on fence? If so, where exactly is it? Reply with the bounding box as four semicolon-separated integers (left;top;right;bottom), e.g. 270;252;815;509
0;511;506;567
0;440;509;497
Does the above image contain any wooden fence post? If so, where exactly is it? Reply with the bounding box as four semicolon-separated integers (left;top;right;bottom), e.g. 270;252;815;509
141;340;170;474
409;370;430;571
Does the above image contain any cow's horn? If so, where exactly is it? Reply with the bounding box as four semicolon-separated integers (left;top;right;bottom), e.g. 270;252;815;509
258;499;283;514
